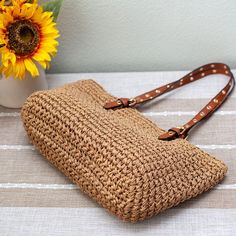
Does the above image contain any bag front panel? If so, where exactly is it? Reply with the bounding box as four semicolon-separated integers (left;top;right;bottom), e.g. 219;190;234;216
21;80;227;222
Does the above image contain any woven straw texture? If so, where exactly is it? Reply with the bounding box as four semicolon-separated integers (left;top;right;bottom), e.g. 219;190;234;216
21;80;227;222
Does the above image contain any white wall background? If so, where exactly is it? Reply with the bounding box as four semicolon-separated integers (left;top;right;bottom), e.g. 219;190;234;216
42;0;236;73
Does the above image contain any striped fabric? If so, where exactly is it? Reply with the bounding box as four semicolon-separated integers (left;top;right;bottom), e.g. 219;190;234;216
1;71;236;235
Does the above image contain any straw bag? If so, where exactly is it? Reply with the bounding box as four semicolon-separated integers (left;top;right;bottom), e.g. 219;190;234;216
21;63;235;222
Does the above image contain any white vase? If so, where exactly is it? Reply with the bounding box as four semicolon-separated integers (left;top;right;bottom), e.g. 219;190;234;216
0;65;48;108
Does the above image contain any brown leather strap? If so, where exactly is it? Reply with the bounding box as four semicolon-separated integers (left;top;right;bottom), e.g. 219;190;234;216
104;63;235;141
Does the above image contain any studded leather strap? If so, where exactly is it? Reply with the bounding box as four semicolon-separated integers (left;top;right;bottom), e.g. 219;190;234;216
104;63;235;141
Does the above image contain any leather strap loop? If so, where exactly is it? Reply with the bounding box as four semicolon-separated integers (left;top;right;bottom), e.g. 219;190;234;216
104;63;235;141
158;127;188;141
103;98;130;109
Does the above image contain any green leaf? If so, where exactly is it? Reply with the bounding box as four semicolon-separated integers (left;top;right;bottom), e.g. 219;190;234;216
42;0;63;22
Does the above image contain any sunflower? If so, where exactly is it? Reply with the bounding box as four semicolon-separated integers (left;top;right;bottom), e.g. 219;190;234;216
0;0;59;79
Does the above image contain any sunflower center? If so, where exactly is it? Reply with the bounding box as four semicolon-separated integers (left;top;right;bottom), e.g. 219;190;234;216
8;20;40;56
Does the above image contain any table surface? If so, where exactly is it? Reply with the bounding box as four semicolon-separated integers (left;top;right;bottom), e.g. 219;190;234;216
0;70;236;236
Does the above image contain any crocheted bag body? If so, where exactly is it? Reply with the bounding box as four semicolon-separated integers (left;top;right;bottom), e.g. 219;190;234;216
21;80;227;222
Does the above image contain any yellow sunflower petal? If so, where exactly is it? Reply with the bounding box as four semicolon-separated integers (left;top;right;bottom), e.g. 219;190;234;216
20;3;37;19
2;10;14;27
17;60;26;79
36;60;47;69
31;5;43;22
12;5;20;17
3;51;16;66
24;58;39;77
0;15;4;28
13;61;20;78
0;39;6;52
33;49;51;61
2;63;14;78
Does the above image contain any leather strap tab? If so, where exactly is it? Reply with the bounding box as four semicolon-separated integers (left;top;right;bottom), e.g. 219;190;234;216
103;98;131;109
104;63;235;141
158;127;188;141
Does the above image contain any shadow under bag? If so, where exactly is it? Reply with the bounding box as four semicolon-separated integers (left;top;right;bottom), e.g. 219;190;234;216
21;63;235;222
